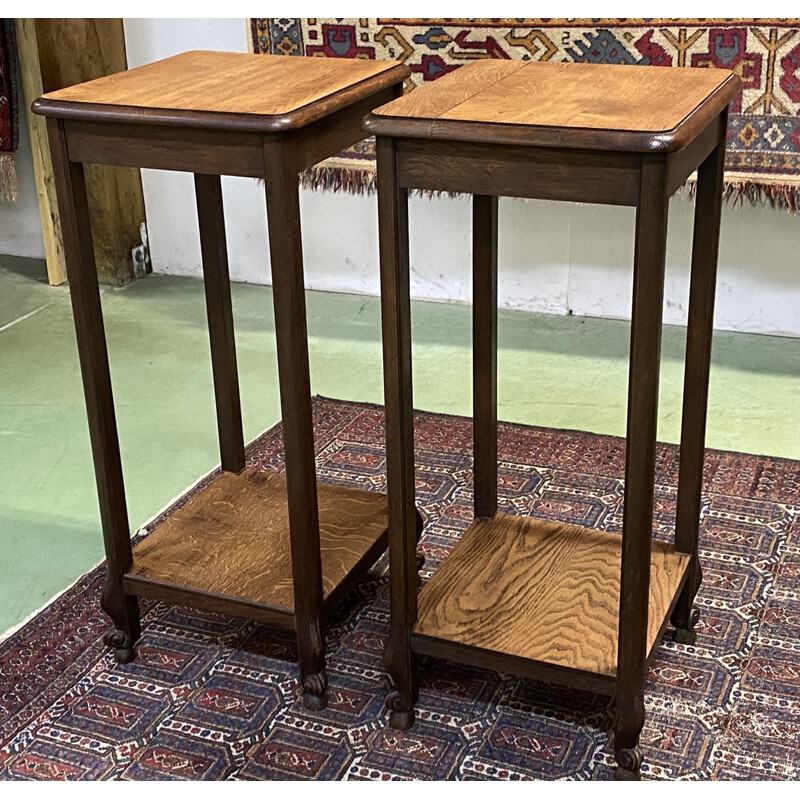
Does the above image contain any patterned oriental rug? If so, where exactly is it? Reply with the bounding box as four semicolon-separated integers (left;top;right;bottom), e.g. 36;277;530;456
1;398;799;780
251;19;800;213
0;19;19;203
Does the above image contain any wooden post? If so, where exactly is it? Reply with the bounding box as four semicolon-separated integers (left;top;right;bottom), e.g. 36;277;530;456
472;194;499;520
15;19;147;286
614;155;670;781
15;18;66;285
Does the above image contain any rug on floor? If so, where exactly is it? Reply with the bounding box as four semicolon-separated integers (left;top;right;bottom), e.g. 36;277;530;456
1;397;798;780
251;19;800;212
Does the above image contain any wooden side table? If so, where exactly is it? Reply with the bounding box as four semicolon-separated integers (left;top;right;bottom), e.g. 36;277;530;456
365;61;741;779
33;50;409;710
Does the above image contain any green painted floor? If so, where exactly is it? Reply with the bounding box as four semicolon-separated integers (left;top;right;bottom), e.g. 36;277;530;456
1;256;798;637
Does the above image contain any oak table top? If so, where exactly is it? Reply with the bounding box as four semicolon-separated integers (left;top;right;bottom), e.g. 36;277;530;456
33;49;410;132
365;60;741;152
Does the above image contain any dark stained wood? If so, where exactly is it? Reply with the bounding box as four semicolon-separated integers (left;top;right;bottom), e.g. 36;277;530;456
194;173;245;474
412;633;618;696
372;56;736;777
376;135;420;730
34;50;410;133
414;514;688;676
472;195;498;519
666;111;725;197
614;154;671;781
64;119;265;178
365;60;740;153
123;574;294;629
63;87;399;179
262;137;328;709
289;88;397;174
396;139;641;206
126;469;388;610
672;110;728;644
46;117;140;662
37;53;409;703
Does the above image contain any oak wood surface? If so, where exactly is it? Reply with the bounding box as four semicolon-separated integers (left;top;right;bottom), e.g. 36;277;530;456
127;469;388;613
414;513;689;677
35;50;410;132
366;61;740;152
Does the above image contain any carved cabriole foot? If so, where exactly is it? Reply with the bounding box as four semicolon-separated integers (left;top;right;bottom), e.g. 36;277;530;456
672;605;700;644
614;746;643;781
301;669;328;710
103;628;136;664
100;585;140;664
387;690;415;731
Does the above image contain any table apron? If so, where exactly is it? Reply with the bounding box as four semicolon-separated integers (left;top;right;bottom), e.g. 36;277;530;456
396;138;643;206
65;119;266;177
61;88;398;179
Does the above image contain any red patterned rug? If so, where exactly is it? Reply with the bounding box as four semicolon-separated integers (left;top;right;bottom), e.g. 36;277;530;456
251;19;800;212
1;398;798;780
0;19;19;203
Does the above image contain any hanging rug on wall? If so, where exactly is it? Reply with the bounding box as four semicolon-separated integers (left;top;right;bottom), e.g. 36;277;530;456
0;19;19;203
251;19;800;213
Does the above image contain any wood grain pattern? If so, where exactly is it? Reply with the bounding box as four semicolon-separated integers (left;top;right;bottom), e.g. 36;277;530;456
15;18;67;285
35;50;410;132
396;138;640;206
367;61;740;152
414;513;689;677
127;469;388;613
30;19;146;285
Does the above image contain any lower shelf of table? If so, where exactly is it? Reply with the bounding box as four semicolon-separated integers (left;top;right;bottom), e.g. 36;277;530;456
123;468;388;625
413;512;689;691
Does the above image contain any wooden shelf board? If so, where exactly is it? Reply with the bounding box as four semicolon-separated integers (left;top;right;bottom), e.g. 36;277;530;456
414;513;689;678
125;468;388;615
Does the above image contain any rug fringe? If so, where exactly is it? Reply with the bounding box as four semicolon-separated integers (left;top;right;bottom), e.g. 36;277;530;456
683;177;800;214
300;164;377;195
0;152;18;203
300;164;800;213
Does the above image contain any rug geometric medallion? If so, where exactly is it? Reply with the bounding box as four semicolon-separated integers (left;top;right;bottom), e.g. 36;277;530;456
251;19;800;212
1;398;798;780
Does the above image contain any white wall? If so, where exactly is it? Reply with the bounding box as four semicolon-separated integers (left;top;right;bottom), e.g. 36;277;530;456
126;20;796;337
0;56;46;260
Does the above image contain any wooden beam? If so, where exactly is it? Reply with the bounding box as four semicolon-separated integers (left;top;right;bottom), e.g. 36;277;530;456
15;18;66;285
16;19;147;286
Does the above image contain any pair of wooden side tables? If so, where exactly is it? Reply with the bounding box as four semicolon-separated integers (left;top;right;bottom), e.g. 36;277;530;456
35;51;740;780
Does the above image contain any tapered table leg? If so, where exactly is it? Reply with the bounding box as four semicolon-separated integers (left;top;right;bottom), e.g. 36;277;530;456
263;139;327;710
672;113;727;644
376;136;419;730
614;156;670;781
194;174;245;474
47;118;140;662
473;195;499;520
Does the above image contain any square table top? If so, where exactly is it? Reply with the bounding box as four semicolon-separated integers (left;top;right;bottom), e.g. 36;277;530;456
33;50;410;133
365;60;741;152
